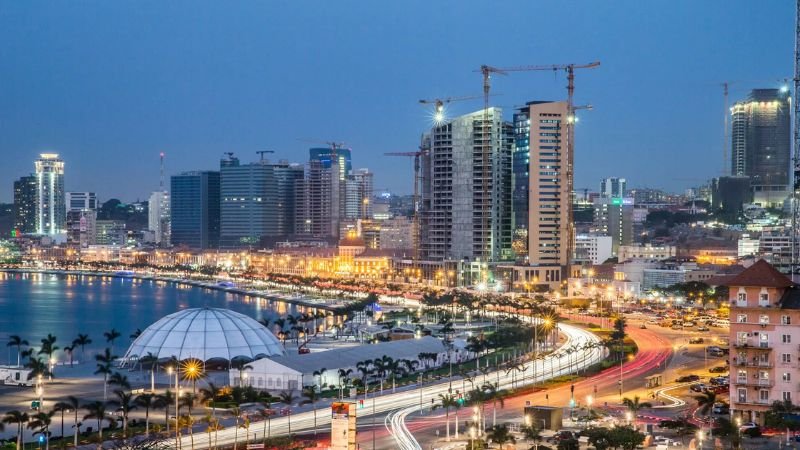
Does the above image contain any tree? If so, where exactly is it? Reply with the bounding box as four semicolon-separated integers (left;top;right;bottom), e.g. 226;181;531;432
7;335;29;367
199;382;222;418
3;410;28;450
230;359;253;387
104;329;122;354
38;334;59;377
230;407;242;450
608;425;645;450
621;396;652;426
108;372;131;390
28;410;54;450
63;345;76;367
485;424;515;447
301;386;321;434
433;393;458;441
278;391;297;434
482;383;505;428
201;413;221;450
312;367;327;389
83;400;113;444
693;390;717;418
95;348;117;401
110;389;136;437
155;390;175;435
584;427;613;450
179;394;196;450
54;398;79;447
135;394;156;437
713;417;742;449
73;334;92;362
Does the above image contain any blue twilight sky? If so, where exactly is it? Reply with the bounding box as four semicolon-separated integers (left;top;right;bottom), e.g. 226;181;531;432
0;1;793;203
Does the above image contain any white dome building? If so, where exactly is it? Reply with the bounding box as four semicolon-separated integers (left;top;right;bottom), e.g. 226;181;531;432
123;308;285;364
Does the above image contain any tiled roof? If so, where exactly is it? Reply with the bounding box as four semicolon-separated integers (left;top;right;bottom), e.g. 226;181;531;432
725;259;794;288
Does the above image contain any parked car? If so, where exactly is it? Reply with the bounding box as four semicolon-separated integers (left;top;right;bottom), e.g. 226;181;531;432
547;430;575;443
739;422;759;433
697;326;710;332
639;323;647;329
690;383;707;392
712;403;730;414
689;337;704;344
676;374;700;383
709;366;728;373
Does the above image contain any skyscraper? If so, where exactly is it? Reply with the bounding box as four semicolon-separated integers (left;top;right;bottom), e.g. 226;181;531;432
34;153;66;236
600;177;626;199
171;171;221;249
309;147;352;178
419;107;513;262
220;154;303;247
65;192;98;212
295;160;339;239
731;88;791;205
65;191;97;248
13;175;37;234
524;101;572;269
148;191;170;246
347;168;373;219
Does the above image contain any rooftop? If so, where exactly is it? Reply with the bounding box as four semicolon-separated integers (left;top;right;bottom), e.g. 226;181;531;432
725;259;794;288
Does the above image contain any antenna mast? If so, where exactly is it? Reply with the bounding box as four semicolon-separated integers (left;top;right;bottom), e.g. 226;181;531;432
159;152;165;192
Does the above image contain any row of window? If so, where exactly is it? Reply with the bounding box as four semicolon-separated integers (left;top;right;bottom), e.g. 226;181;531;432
736;314;791;325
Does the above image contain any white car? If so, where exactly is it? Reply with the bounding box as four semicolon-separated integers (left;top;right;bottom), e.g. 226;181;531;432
653;436;680;446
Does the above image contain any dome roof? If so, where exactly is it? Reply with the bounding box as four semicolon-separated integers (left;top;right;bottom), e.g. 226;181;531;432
123;308;284;363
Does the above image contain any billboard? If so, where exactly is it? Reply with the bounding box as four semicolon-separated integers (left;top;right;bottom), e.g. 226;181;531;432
331;402;357;450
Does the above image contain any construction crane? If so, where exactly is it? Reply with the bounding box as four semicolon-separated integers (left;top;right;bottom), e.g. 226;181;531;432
476;61;600;277
793;0;800;280
385;147;427;262
419;94;485;123
256;150;275;161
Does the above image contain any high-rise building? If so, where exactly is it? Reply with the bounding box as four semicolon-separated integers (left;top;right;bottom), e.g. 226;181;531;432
96;220;126;246
13;175;37;234
419;107;513;262
309;147;352;179
593;197;634;256
220;154;303;247
731;88;791;205
346;169;373;220
34;153;66;236
600;177;626;199
171;171;221;249
66;192;98;212
295;160;340;239
148;191;170;246
524;101;572;268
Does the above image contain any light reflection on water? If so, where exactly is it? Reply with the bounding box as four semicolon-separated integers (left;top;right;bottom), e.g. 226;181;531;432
0;272;315;363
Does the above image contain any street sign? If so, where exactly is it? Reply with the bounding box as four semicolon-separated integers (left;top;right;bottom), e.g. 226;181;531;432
31;401;40;410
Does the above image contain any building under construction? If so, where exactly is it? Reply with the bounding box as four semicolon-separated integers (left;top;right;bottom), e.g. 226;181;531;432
419;107;513;263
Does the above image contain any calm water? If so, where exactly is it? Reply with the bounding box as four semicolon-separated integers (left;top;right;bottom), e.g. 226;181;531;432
0;272;308;364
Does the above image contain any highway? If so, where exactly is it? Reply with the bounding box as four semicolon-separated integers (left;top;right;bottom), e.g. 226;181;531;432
176;322;605;449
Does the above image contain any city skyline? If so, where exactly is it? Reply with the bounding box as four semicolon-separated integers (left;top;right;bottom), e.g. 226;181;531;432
0;1;793;202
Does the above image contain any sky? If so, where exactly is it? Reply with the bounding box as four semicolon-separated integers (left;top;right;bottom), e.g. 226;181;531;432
0;1;794;203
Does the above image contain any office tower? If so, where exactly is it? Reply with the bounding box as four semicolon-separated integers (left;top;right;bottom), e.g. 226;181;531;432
65;192;98;212
309;147;352;179
346;169;373;220
731;88;791;204
171;171;221;249
593;197;633;256
523;101;572;268
600;177;626;199
34;153;66;236
419;107;513;261
220;154;303;247
148;191;170;246
95;220;126;245
295;160;339;239
13;175;37;234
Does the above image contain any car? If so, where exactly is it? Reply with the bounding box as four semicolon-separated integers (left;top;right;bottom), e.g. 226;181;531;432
690;383;707;392
689;337;704;344
712;404;730;414
671;324;683;330
676;374;700;383
697;326;710;331
709;366;728;373
639;323;647;329
739;422;759;432
546;430;575;443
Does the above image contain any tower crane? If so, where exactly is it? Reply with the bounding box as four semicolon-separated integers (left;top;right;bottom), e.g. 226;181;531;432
256;150;275;161
475;61;600;276
419;94;487;123
792;0;800;279
385;147;427;262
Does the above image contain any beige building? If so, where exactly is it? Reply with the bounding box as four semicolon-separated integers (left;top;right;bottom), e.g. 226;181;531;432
617;244;676;263
728;260;800;424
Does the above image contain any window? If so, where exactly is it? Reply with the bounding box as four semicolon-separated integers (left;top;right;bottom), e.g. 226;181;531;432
783;334;792;344
737;292;747;302
737;370;747;382
738;388;747;403
760;315;769;325
784;392;792;402
737;314;747;323
760;292;769;304
760;390;770;401
782;315;792;325
783;353;792;363
783;372;792;382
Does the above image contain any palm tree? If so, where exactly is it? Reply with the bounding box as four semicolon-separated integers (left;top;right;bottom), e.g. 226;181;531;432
486;423;516;447
94;348;117;401
230;359;253;387
199;382;222;418
278;391;297;434
53;399;76;446
312;367;327;389
103;329;121;355
135;393;155;436
622;395;653;427
180;393;197;450
73;334;92;362
201;413;221;450
63;345;75;367
38;334;59;378
155;390;175;434
138;352;159;391
3;410;28;450
28;410;54;450
482;383;505;428
230;406;242;450
693;390;717;417
82;401;112;445
300;386;321;434
54;396;81;448
129;329;142;340
337;368;353;398
110;389;136;437
108;372;131;390
433;393;458;441
260;408;274;441
7;335;28;367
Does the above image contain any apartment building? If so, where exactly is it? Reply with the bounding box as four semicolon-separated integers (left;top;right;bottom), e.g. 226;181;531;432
728;259;799;424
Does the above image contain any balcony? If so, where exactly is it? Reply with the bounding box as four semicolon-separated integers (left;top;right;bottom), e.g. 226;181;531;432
733;400;771;407
734;360;773;368
733;379;773;388
734;342;772;350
